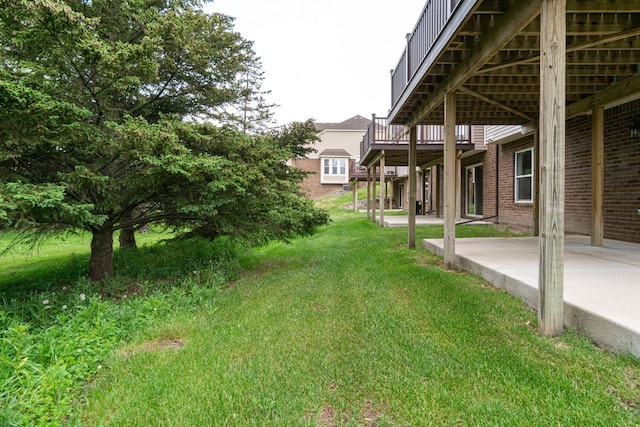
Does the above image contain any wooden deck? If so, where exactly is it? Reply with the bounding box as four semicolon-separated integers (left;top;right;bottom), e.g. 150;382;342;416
359;115;477;167
377;0;640;336
388;0;640;126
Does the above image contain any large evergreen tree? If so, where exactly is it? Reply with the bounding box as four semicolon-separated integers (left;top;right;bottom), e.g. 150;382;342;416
0;0;328;281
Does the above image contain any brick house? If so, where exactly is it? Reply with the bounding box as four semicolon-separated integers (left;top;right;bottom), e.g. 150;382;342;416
358;0;640;333
291;115;370;199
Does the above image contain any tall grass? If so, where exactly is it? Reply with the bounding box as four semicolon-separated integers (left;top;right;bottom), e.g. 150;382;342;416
0;234;240;426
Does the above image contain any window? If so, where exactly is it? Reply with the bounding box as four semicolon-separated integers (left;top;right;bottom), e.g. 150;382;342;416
515;149;533;202
323;158;346;176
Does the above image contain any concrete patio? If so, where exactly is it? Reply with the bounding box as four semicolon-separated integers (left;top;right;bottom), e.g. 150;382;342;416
422;236;640;357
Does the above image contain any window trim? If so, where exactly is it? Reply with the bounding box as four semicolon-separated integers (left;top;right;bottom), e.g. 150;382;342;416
514;148;534;203
320;157;348;184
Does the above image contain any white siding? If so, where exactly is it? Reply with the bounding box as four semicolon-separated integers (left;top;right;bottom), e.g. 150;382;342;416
485;125;521;144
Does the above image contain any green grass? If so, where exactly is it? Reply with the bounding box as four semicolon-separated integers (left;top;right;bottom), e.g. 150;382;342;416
0;232;238;426
0;229;172;296
80;194;640;426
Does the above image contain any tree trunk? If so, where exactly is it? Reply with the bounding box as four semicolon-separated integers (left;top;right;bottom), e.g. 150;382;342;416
90;227;114;282
119;226;137;250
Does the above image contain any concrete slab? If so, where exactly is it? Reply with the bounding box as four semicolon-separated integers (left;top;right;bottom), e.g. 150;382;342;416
379;214;491;228
423;236;640;357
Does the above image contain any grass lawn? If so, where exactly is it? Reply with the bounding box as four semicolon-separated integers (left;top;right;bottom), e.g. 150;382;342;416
81;195;640;426
0;229;172;296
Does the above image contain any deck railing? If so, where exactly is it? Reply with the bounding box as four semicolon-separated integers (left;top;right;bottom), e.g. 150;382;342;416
391;0;461;108
349;163;399;180
360;115;471;159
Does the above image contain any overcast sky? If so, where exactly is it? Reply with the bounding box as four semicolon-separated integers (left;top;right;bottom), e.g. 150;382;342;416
203;0;426;125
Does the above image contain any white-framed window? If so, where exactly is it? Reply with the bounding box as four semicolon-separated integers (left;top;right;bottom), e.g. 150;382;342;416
515;148;533;203
321;157;348;184
323;158;346;175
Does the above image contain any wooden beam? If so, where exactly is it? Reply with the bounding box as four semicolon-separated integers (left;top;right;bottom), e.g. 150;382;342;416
372;166;377;223
408;126;417;249
533;130;540;236
567;0;640;13
365;153;382;169
436;165;442;218
379;152;386;228
458;86;536;122
352;180;358;213
479;27;640;74
591;105;604;246
444;92;457;269
366;168;371;220
567;74;640;118
407;0;541;127
538;0;566;337
456;150;462;221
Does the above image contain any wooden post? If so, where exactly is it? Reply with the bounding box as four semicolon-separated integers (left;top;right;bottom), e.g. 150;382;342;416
366;168;371;220
379;152;386;227
436;165;442;218
353;180;358;213
538;0;566;336
409;126;417;248
444;92;457;269
456;150;462;221
533;130;541;236
591;105;604;246
372;166;377;223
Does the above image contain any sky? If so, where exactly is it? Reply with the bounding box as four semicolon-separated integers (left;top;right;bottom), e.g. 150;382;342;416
203;0;426;125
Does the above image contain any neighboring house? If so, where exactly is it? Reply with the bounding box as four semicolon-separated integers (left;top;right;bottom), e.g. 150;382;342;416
292;115;370;199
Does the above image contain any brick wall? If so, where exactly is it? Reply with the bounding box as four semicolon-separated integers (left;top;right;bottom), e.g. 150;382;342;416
471;98;640;241
602;100;640;242
483;136;536;232
540;99;640;241
565;115;592;236
291;158;350;199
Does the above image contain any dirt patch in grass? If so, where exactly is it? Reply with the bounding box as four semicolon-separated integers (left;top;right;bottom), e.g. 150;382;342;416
361;400;381;426
317;404;337;426
312;303;327;311
314;400;385;427
117;338;185;358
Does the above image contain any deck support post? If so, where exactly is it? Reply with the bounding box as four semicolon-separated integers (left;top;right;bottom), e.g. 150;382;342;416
379;152;386;227
436;165;442;218
444;91;457;269
353;180;358;213
456;150;462;221
591;105;604;246
372;166;377;223
409;126;417;248
366;168;371;220
534;130;541;236
538;0;566;336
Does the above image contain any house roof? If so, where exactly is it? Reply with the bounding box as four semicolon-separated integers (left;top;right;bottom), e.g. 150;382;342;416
315;115;371;131
318;149;352;157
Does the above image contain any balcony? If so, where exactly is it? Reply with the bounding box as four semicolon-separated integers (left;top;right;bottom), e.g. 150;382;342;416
387;0;640;127
391;0;462;109
349;163;399;181
359;115;474;167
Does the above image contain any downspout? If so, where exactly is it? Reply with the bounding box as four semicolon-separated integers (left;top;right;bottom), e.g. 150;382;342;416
495;144;499;223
